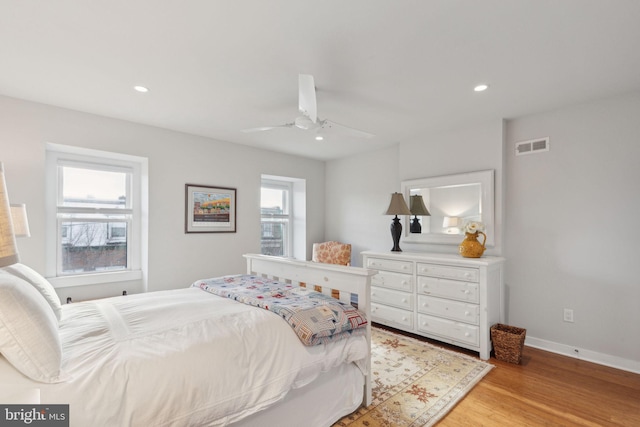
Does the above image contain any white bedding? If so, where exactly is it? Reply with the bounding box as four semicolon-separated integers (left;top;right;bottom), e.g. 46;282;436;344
0;288;368;426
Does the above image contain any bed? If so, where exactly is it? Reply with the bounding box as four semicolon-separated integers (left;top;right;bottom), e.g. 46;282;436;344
0;254;376;427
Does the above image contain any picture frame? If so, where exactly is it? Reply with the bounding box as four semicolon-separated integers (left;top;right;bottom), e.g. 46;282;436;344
185;184;236;233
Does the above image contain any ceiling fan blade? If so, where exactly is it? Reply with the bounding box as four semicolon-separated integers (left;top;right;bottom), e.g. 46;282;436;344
241;123;295;133
321;120;375;138
298;74;317;123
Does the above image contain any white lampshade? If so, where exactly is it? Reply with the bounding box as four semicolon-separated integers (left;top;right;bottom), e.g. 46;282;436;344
443;217;461;228
0;163;19;267
10;204;30;238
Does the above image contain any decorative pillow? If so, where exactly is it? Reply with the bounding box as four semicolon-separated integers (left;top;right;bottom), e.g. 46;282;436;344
2;263;63;322
0;271;66;383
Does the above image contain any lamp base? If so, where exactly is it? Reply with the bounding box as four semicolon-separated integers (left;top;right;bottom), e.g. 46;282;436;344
390;216;403;252
410;216;422;233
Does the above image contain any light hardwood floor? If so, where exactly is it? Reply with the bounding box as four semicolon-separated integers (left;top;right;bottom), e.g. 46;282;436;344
376;325;640;426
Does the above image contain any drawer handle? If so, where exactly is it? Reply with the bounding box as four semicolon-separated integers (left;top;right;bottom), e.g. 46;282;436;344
464;311;470;316
464;332;471;337
463;290;470;294
372;292;376;296
402;317;407;321
464;272;472;278
401;298;407;303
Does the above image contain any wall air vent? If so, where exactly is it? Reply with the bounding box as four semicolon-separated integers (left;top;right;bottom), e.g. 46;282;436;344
515;137;549;156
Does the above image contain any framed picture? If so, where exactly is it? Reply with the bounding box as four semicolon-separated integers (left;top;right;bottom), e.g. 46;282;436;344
185;184;236;233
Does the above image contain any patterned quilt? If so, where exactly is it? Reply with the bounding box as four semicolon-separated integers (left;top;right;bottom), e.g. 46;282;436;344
192;275;367;346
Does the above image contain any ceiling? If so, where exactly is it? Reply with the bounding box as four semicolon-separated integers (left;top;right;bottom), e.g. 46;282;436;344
2;1;640;161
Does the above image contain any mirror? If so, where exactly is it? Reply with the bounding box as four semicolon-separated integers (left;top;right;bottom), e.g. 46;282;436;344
401;170;494;246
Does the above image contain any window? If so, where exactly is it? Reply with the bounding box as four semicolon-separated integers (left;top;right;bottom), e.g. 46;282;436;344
46;144;147;287
260;179;292;256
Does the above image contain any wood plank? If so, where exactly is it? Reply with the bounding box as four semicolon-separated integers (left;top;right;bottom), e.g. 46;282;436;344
442;346;640;426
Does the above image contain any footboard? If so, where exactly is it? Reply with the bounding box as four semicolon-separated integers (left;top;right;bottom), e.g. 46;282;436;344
243;254;377;407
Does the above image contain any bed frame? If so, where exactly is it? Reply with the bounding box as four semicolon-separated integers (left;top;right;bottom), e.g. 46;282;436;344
244;253;377;407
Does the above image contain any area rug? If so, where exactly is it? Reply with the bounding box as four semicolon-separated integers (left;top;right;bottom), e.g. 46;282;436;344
334;327;493;427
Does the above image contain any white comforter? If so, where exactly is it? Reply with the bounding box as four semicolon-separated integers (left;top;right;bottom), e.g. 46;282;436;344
0;288;368;426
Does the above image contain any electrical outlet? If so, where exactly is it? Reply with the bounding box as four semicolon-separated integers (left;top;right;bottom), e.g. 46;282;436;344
563;308;574;323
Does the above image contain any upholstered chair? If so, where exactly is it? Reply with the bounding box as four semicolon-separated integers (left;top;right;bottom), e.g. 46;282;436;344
312;241;351;266
310;241;352;300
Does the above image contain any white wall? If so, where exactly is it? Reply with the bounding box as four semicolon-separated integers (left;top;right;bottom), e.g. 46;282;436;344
399;120;505;255
324;146;400;265
326;93;640;371
505;91;640;370
0;95;325;300
325;119;504;261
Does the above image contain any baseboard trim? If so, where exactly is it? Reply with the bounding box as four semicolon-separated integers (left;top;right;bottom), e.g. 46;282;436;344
525;336;640;374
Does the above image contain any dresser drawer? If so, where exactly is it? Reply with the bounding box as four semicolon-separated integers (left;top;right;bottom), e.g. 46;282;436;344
366;257;413;274
416;263;479;282
371;270;413;292
371;286;413;310
417;314;479;346
417;295;479;324
417;276;479;303
372;303;413;329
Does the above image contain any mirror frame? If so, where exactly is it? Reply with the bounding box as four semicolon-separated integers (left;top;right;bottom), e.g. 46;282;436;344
401;169;495;246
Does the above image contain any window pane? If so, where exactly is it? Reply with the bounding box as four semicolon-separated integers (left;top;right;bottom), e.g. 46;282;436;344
62;166;128;209
260;221;288;256
261;187;288;214
60;220;127;273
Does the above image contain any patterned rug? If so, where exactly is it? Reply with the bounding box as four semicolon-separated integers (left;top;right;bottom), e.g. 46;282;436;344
334;327;493;427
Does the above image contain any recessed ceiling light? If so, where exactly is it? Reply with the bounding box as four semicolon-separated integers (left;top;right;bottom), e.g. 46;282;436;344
474;84;489;92
134;85;149;93
315;135;324;141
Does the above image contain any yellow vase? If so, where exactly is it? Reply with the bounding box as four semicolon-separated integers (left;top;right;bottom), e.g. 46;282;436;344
459;231;486;258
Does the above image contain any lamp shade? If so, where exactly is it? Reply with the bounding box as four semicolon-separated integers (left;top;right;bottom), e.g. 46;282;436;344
10;204;30;238
0;163;19;267
443;216;461;228
385;193;411;216
409;195;431;216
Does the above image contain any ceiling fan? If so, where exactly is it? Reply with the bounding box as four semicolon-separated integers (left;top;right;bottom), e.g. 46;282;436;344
241;74;374;139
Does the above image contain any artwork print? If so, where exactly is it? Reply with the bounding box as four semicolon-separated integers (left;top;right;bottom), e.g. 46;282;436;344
185;184;236;233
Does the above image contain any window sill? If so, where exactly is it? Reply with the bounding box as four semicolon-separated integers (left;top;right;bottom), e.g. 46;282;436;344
48;270;143;288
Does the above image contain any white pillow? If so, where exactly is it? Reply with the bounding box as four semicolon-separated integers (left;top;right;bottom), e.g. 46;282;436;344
0;271;66;383
2;263;63;321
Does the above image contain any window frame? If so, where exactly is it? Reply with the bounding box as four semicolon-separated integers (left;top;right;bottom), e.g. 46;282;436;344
45;143;146;288
260;178;293;257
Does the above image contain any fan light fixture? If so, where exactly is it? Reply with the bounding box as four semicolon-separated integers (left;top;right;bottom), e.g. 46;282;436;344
134;85;149;93
241;74;374;139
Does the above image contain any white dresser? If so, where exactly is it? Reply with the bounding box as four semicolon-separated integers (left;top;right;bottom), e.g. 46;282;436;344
362;251;504;360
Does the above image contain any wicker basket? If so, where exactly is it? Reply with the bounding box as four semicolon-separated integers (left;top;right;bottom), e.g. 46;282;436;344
491;323;526;364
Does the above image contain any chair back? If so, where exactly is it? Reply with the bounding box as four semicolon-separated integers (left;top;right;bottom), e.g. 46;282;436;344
312;241;351;266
